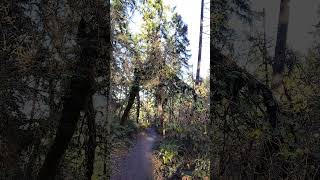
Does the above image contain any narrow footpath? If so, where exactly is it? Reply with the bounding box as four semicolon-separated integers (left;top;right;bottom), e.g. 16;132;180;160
111;128;159;180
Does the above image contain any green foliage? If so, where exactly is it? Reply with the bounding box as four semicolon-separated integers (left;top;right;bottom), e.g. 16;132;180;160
159;141;180;165
210;24;320;178
154;79;210;178
110;118;138;148
193;158;210;178
156;139;182;177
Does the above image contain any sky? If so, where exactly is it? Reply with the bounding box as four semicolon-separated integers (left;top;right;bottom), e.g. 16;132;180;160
232;0;319;57
163;0;211;79
251;0;319;54
168;0;319;76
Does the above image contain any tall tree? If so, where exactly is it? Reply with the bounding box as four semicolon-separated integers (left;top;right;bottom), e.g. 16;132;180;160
120;68;141;125
85;97;96;180
37;18;98;180
271;0;290;92
37;0;112;177
196;0;205;85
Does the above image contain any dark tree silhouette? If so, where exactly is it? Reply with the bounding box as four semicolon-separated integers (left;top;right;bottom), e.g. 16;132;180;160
37;18;97;180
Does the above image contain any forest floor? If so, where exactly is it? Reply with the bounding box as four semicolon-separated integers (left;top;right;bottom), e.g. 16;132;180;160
111;127;163;180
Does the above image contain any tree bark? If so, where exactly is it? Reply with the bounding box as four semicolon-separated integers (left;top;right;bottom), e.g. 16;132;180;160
272;0;290;91
136;91;140;124
120;69;140;126
23;78;40;179
156;83;165;135
196;0;205;85
37;18;96;180
92;0;112;177
85;97;96;180
24;136;41;180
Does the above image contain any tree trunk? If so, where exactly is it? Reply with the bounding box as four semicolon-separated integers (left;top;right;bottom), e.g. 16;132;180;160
262;8;269;87
196;0;205;85
210;47;281;178
120;69;140;125
37;18;96;180
24;79;57;180
85;97;96;180
23;78;40;179
48;79;57;121
156;83;165;135
24;136;41;180
136;91;140;124
92;0;112;177
272;0;290;91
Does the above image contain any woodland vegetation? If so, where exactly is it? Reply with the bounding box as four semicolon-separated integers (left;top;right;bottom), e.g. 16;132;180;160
210;0;320;179
0;0;320;179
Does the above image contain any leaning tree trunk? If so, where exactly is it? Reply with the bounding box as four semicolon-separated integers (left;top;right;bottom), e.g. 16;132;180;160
37;18;97;180
272;0;290;91
120;69;140;126
210;47;281;178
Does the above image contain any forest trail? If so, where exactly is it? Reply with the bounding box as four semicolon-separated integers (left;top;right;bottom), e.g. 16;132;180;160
111;127;159;180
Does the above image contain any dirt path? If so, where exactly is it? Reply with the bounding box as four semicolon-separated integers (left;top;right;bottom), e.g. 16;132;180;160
111;128;159;180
